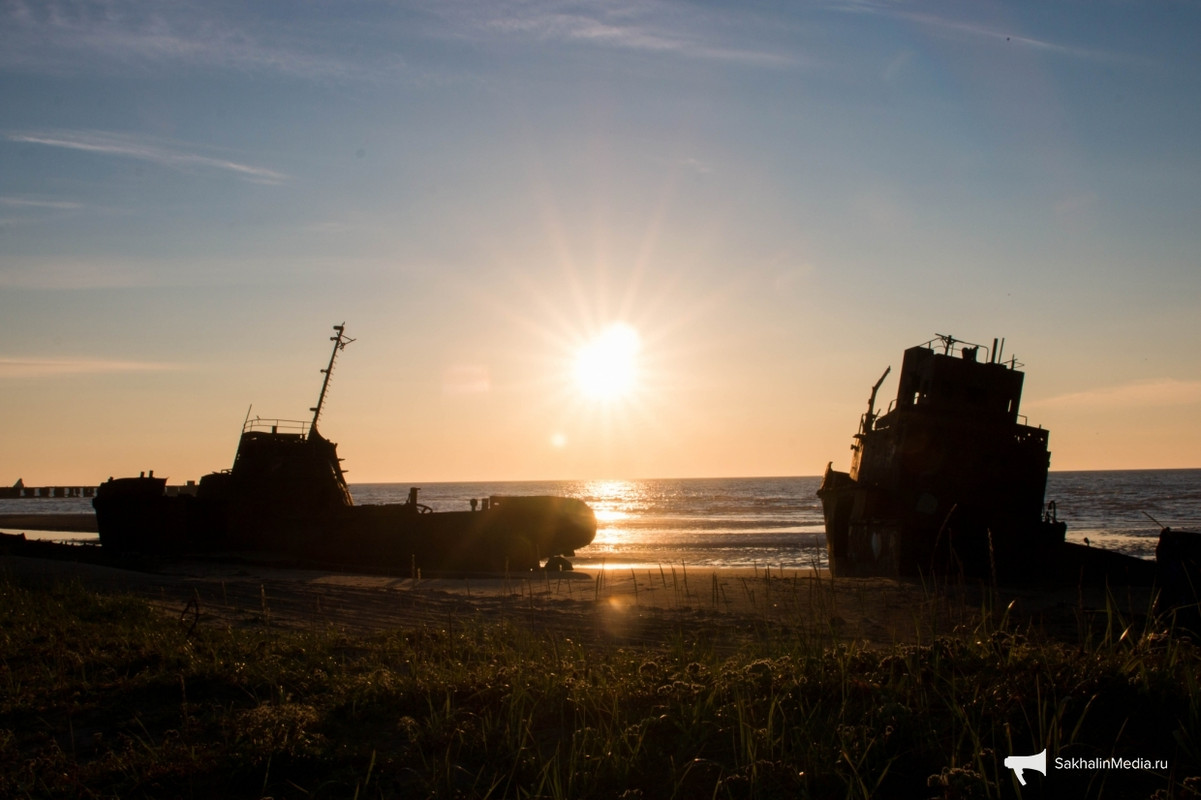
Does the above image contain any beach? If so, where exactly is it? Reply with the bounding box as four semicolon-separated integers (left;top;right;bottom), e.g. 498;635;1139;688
0;547;1151;648
0;498;1162;652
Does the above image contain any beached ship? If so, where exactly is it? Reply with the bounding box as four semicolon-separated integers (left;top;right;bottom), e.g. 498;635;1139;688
93;325;596;573
818;334;1155;583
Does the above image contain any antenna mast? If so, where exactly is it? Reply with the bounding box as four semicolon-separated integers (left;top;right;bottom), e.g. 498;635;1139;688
310;323;354;431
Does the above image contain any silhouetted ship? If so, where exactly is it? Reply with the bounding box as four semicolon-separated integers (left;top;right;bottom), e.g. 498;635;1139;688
818;334;1156;584
93;325;596;574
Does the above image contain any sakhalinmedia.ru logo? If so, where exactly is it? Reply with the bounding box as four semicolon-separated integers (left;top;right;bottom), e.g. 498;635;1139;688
1055;756;1168;770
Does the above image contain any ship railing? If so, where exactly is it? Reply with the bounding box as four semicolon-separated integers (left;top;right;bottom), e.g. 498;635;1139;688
920;334;1024;369
1012;425;1049;446
921;335;990;360
243;417;312;438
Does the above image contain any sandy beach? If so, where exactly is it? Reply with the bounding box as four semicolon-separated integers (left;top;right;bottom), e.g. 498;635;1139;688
0;510;1159;649
0;546;1150;649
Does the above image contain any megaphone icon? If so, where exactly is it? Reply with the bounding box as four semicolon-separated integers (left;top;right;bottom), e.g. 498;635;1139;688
1004;749;1047;785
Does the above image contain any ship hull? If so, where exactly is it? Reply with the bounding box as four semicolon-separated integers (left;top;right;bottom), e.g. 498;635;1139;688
95;477;596;574
818;464;1067;580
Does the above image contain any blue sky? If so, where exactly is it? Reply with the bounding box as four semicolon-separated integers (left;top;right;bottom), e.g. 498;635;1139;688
2;1;1200;483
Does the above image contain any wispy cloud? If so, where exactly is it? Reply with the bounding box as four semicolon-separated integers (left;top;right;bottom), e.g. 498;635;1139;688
1030;379;1201;410
0;357;180;378
452;1;799;68
836;1;1135;64
0;197;82;210
2;0;797;85
7;130;287;184
0;0;370;80
906;14;1117;61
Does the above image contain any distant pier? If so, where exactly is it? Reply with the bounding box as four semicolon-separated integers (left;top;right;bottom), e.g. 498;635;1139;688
1;480;198;500
1;483;96;499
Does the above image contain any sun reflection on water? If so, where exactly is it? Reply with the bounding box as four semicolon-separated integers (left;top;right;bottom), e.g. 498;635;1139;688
585;478;638;500
583;479;641;545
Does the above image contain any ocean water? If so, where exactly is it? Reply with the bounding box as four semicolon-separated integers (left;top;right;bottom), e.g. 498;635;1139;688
4;470;1199;569
354;476;823;570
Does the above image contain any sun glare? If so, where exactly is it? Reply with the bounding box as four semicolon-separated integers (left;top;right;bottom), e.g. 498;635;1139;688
574;323;641;401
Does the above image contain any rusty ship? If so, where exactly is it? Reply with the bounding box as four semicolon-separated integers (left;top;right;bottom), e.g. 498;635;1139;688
818;334;1157;584
93;324;596;574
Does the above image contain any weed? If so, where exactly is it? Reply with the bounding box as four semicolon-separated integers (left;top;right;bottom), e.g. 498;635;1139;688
1;571;1198;798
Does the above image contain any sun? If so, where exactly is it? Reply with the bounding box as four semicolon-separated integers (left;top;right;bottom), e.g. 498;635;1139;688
573;323;641;401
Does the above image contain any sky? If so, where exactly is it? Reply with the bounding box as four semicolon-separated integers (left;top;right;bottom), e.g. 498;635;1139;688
2;0;1200;485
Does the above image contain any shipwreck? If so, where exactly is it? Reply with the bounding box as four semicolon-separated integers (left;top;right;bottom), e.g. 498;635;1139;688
93;324;596;574
818;334;1160;584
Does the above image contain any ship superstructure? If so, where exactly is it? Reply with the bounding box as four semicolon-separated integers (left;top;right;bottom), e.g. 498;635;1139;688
818;335;1065;579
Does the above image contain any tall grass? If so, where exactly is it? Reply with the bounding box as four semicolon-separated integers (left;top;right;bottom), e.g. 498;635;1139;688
1;570;1197;799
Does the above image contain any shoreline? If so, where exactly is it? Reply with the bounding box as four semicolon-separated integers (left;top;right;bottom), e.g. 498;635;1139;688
0;551;1153;648
0;512;98;532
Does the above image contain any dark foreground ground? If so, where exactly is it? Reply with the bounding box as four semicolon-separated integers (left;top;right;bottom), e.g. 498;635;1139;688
2;549;1198;799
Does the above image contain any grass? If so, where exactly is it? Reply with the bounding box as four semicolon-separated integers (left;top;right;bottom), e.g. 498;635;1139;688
1;570;1199;799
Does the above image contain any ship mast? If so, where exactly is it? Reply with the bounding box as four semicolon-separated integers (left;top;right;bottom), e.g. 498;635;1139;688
859;366;891;437
310;323;355;432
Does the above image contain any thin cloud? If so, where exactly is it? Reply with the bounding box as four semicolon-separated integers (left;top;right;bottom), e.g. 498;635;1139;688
905;13;1117;62
0;0;368;80
0;357;181;378
7;130;287;184
0;197;82;210
1030;379;1201;410
2;0;795;83
836;1;1137;65
462;2;798;68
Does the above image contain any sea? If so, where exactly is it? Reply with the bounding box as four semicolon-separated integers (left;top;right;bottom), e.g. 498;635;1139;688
3;470;1199;570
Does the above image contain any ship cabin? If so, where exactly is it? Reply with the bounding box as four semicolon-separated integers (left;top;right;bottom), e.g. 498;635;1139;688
198;417;354;514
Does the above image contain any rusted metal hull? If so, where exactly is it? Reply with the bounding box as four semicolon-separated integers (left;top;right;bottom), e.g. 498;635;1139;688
94;476;596;573
818;336;1152;584
818;463;1069;580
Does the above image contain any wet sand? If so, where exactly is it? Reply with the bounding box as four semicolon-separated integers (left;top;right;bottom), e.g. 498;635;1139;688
0;513;97;532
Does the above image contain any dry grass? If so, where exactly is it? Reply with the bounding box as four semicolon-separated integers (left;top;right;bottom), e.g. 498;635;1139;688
1;563;1198;799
